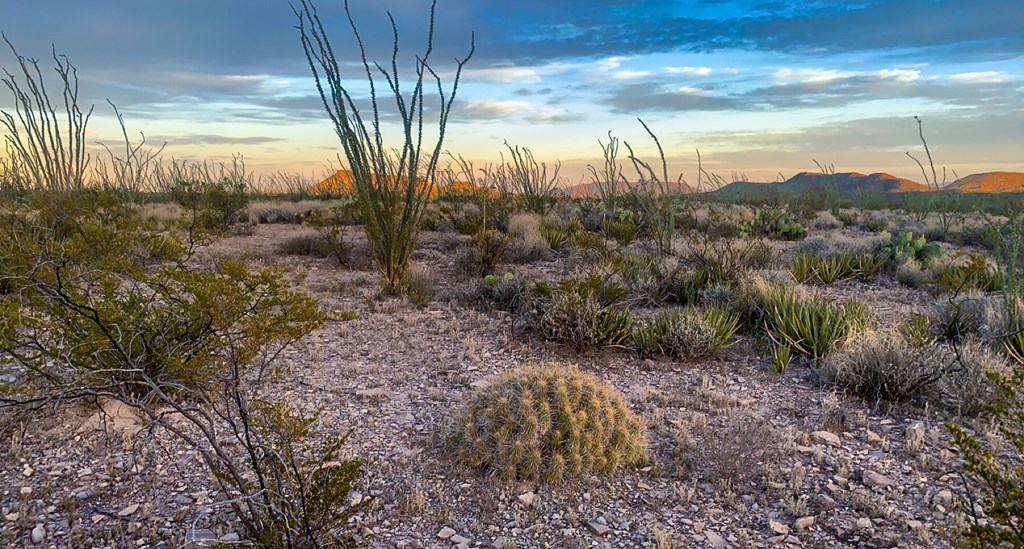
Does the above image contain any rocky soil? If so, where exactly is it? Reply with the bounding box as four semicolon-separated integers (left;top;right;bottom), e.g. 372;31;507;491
0;222;984;548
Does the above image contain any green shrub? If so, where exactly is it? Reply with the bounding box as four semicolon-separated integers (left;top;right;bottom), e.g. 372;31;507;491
531;291;634;350
456;229;510;277
934;253;1002;293
540;221;569;250
467;273;529;313
304;207;355;265
947;366;1024;547
634;306;739;359
446;365;647;482
602;218;639;246
172;177;249;233
931;293;1000;343
738;208;807;240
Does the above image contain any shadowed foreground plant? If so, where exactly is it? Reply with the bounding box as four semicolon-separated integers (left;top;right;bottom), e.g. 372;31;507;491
294;0;474;292
446;365;647;482
0;193;365;547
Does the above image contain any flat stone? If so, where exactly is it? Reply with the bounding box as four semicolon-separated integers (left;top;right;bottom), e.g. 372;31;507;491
220;532;240;542
705;530;729;548
518;491;535;506
437;527;456;540
356;388;388;399
812;430;841;447
794;516;815;530
769;520;789;535
906;520;924;530
862;470;895;488
31;524;45;543
586;521;611;536
117;503;139;517
450;534;471;544
856;517;873;530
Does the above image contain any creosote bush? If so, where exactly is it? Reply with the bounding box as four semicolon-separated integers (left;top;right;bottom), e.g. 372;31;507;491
446;365;647;482
822;330;946;405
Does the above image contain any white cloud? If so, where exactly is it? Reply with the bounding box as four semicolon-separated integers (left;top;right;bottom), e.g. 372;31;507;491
875;68;920;82
949;71;1012;84
773;68;855;84
598;56;628;71
664;66;712;76
611;70;654;80
463;62;576;84
674;86;707;95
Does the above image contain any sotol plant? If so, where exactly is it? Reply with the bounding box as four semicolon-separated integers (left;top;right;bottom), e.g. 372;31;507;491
446;365;647;482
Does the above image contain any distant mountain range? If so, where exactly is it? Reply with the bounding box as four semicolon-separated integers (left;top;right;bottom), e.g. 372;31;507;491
713;171;1024;197
311;169;1024;197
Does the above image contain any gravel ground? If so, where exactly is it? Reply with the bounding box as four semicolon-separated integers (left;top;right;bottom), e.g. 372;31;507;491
0;222;984;548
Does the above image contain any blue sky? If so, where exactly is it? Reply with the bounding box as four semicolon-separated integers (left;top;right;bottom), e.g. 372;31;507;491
1;0;1021;185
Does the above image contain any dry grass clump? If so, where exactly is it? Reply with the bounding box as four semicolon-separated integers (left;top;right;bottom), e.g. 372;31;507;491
673;410;782;490
931;293;1002;342
446;365;647;482
944;337;1011;416
822;330;945;405
634;307;740;359
506;212;550;263
247;199;326;224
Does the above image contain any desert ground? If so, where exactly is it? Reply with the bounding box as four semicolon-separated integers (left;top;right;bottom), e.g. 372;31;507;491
2;195;1012;549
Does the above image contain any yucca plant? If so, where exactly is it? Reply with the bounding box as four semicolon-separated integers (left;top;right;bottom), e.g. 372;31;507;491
762;286;864;361
540;221;569;250
295;0;474;291
635;306;739;359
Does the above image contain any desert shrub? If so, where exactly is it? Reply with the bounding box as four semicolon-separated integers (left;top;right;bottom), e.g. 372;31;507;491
737;208;807;240
529;275;632;350
609;254;695;305
674;411;781;490
896;260;930;288
947;366;1024;547
455;229;510;277
401;264;436;308
822;331;946;405
757;284;865;361
566;229;610;260
0;190;366;546
945;337;1011;416
446;365;647;482
602;217;640;246
277;233;336;258
303;207;354;265
934;253;1002;293
172;177;249;233
466;273;529;313
540;220;570;250
506;213;550;263
932;293;1001;342
640;306;739;359
531;291;634;350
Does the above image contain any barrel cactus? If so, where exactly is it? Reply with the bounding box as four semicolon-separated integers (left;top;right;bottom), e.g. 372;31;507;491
446;365;647;482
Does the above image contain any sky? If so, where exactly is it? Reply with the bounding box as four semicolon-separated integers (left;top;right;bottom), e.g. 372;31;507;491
0;0;1021;188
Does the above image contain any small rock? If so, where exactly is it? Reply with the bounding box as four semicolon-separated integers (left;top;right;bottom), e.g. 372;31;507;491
865;430;883;443
75;490;92;501
356;388;387;399
450;534;471;544
637;481;652;490
586;521;611;536
117;504;140;517
220;532;240;542
812;431;841;447
769;520;789;535
862;470;895;488
794;516;815;530
31;524;45;543
173;495;192;505
4;513;18;522
856;517;873;530
20;486;32;496
491;536;513;549
22;466;34;478
437;527;456;540
934;489;953;507
705;530;729;548
906;520;924;530
517;492;535;506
